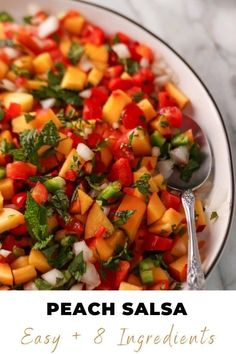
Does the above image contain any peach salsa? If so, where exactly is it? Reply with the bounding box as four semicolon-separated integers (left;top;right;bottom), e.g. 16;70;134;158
0;7;207;291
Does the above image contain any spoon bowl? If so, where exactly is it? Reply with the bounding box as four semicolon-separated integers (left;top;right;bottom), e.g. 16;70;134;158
167;115;212;191
167;116;213;290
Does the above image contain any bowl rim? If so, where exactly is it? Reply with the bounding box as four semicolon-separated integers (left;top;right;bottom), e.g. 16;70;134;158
75;0;235;279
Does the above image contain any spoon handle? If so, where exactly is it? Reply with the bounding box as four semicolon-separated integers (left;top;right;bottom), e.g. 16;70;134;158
181;190;205;290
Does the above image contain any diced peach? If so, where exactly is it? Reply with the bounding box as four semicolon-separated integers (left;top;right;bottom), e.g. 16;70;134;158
147;192;166;225
61;66;87;91
169;255;188;282
119;281;143;290
164;81;189;109
85;202;114;239
63;15;85;35
152;267;169;282
13;265;37;285
29;249;52;273
137;98;156;122
102;89;131;124
33;53;53;74
0;263;13;286
0;178;14;200
116;195;146;242
11;256;29;270
0;208;25;233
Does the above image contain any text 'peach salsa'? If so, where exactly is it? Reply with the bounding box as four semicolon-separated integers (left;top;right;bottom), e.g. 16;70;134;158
0;7;208;290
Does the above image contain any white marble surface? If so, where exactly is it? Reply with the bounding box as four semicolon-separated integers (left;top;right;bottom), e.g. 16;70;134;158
85;0;236;289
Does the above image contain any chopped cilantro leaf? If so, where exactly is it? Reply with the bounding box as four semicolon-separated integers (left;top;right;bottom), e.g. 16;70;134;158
24;112;35;123
68;42;84;65
17;120;60;166
133;91;144;103
113;209;135;226
102;242;132;270
50;189;70;222
210;211;218;220
68;252;86;282
133;173;151;201
25;193;52;249
121;58;140;75
0;39;14;47
0;11;13;22
180;159;200;182
23;15;33;24
11;64;31;78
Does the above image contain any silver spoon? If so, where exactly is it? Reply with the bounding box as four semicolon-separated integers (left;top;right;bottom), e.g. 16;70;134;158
167;116;212;290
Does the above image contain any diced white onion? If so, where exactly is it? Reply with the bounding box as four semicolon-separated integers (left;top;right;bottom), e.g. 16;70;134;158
0;249;11;257
73;241;93;262
112;43;131;59
79;55;94;72
40;98;56;109
1;79;16;92
102;206;110;216
169;146;189;165
70;283;84;290
151;146;160;157
158;160;174;179
100;183;108;190
89;190;98;198
154;75;170;87
3;203;19;210
38;16;59;38
24;281;38;290
76;143;94;161
81;262;101;290
140;58;149;68
112;122;119;129
84;127;93;136
79;89;92;99
42;269;64;286
3;47;20;59
27;3;42;16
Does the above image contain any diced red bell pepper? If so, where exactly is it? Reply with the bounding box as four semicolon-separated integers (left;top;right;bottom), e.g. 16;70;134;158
159;106;183;128
65;182;74;199
32;182;48;205
0;254;15;264
6;161;37;181
94;225;106;239
160;190;181;210
81;24;105;45
158;91;176;108
5;102;22;120
91;87;109;105
108;157;133;187
11;224;27;236
87;133;102;148
17;31;42;54
133;68;154;93
105;65;124;78
116;32;130;44
108;50;119;66
114;260;130;289
110;134;134;160
64;169;77;181
61;128;85;149
94;152;106;174
149;280;170;290
121;102;146;129
65;218;84;237
83;98;102;120
128;43;142;61
12;192;27;209
143;233;173;251
2;235;30;251
108;78;134;91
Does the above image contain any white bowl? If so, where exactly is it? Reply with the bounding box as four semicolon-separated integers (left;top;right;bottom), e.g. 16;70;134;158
2;0;234;280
